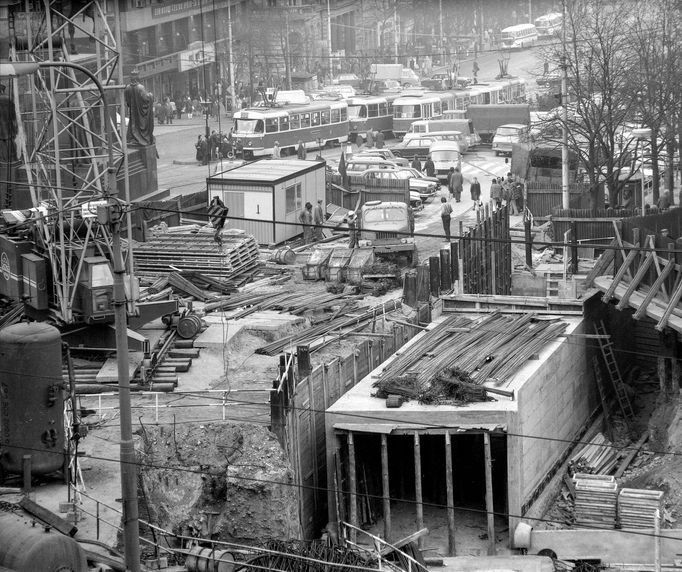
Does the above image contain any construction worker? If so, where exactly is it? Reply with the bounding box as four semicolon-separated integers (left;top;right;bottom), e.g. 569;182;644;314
299;202;313;243
313;199;325;241
345;210;358;248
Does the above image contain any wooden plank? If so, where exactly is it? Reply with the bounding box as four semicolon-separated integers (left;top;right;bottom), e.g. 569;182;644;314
656;276;682;332
602;247;639;304
484;432;496;556
633;258;675;320
413;431;424;550
19;496;78;537
614;432;649;478
348;431;357;543
445;431;456;556
381;433;391;543
616;250;653;311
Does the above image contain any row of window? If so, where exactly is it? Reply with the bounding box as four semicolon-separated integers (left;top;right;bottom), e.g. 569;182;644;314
264;107;348;133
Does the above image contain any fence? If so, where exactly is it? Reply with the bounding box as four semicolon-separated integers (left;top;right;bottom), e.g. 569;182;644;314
459;204;512;295
526;182;597;217
328;173;410;210
270;314;424;539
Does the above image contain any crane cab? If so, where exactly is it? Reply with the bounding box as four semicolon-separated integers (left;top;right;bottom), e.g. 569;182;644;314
75;256;114;323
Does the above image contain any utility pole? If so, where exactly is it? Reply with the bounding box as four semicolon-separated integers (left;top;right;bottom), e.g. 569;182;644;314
560;0;569;210
393;0;399;64
284;10;292;90
327;0;333;82
227;0;236;114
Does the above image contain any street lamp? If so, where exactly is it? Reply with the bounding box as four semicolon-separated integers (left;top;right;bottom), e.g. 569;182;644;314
632;127;652;216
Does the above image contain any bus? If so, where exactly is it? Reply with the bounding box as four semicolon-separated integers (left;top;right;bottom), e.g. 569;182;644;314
500;23;538;49
232;98;349;159
392;92;446;138
534;13;562;39
347;94;399;143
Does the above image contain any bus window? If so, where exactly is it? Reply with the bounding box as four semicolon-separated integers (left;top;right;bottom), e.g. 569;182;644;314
331;108;340;123
340;108;347;121
301;113;311;128
321;110;330;124
280;116;290;131
265;117;278;133
290;114;300;129
311;112;320;126
367;104;379;118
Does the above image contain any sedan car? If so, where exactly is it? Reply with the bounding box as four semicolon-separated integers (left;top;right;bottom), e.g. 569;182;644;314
354;148;410;167
360;167;439;203
390;137;434;159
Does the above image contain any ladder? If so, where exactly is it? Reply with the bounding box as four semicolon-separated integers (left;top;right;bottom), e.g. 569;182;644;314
593;320;635;420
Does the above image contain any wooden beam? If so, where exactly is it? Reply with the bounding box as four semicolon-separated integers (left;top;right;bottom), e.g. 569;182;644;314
379;528;429;556
414;432;424;550
483;432;496;556
333;436;346;525
612;221;633;282
616;251;653;311
602;247;640;304
381;433;391;542
445;431;456;556
649;236;669;300
19;496;77;537
633;258;676;320
348;431;357;544
656;276;682;332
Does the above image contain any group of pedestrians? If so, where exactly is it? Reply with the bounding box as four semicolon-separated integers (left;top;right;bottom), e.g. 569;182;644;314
490;173;524;214
298;199;327;244
195;129;238;165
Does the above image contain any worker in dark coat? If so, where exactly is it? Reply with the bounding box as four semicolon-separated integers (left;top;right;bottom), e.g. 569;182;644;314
299;202;313;243
470;176;481;202
375;131;385;148
312;199;325;241
297;140;307;160
345;210;358;248
410;155;422;172
423;155;436;177
450;167;464;202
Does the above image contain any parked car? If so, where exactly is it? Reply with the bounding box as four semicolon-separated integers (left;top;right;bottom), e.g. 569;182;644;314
344;156;401;175
359;167;438;203
403;130;468;153
492;123;529;156
390;137;434;159
354;149;409;167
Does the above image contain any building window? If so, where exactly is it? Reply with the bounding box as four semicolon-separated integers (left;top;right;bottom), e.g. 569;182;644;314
285;183;302;213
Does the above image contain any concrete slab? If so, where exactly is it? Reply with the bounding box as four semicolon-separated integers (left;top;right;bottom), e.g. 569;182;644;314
96;351;144;383
194;318;244;349
440;555;554;572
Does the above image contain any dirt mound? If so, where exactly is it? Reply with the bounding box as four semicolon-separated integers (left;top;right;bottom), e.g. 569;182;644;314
137;422;299;543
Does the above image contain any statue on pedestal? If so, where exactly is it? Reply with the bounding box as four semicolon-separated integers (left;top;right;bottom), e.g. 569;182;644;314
124;70;155;147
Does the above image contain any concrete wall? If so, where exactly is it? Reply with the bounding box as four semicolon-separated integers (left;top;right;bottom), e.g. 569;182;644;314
508;318;598;522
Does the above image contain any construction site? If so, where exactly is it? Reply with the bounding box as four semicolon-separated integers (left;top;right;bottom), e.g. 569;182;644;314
1;2;682;572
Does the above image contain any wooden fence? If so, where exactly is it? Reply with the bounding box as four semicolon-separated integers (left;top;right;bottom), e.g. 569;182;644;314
526;182;598;217
459;204;512;295
328;173;410;210
270;311;426;539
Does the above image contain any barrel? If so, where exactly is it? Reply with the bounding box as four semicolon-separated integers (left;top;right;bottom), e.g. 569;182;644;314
185;546;234;572
0;512;88;571
0;322;64;476
272;247;296;265
177;314;203;339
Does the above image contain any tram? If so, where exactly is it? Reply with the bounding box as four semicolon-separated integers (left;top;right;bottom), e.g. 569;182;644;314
392;91;447;138
347;93;400;143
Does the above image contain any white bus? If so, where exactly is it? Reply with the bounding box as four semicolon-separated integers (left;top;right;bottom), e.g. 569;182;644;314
500;23;538;49
534;13;563;39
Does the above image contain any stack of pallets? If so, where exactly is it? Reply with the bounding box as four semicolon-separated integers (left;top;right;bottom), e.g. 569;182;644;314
134;228;260;279
573;473;618;529
618;488;664;529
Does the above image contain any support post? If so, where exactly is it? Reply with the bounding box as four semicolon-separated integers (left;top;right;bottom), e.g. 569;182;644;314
381;434;391;542
524;215;533;268
440;247;452;291
22;455;31;493
413;432;424;549
484;432;496;555
445;431;456;556
429;255;440;298
348;431;357;543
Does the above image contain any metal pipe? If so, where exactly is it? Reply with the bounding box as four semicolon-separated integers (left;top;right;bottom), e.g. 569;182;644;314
560;0;569;210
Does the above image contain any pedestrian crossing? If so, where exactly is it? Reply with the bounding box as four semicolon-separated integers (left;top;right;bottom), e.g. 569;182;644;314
459;153;512;182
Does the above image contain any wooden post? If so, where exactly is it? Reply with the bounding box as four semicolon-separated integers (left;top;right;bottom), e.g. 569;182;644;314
381;434;391;542
348;431;357;543
524;216;533;268
654;508;661;572
483;432;496;555
445;431;456;556
404;271;417;307
429;256;441;298
413;432;424;549
440;247;452;291
334;434;347;525
571;220;579;274
450;240;459;283
297;344;312;379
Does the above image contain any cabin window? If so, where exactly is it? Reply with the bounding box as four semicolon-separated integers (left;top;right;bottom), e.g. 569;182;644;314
285;182;302;214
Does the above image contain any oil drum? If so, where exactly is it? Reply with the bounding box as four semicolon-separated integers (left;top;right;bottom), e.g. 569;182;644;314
177;314;203;339
0;512;88;571
0;322;64;476
185;546;234;572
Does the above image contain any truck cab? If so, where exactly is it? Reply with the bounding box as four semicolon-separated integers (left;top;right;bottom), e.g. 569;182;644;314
358;201;417;265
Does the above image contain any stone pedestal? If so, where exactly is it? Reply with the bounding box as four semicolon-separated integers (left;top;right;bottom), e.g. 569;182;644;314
122;144;161;201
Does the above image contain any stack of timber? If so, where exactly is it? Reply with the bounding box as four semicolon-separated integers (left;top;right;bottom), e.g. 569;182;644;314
134;228;260;280
618;488;664;529
573;474;618;529
569;432;620;475
375;312;567;396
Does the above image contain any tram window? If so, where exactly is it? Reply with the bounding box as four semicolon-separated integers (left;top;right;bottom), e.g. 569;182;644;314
290;114;300;129
387;103;394;115
331;108;340;123
367;104;379;118
340;108;347;121
434;102;441;115
301;113;311;128
321;110;330;124
379;102;388;116
265;117;278;133
311;112;320;126
255;120;264;133
280;116;290;131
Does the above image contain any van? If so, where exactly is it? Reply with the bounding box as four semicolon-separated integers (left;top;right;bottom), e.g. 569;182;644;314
406;119;478;150
492;124;529;156
345;156;401;175
429;141;461;182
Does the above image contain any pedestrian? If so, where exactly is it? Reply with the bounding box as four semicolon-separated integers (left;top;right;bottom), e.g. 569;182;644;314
365;129;374;148
313;198;325;241
209;130;220;161
345;210;358;248
424;155;436;177
440;196;453;241
510;178;524;215
411;155;422;172
447;167;455;199
297;140;307;160
200;136;208;165
491;177;503;209
299;202;313;244
195;135;204;163
470;176;481;202
273;140;281;158
451;167;464;202
375;130;385;149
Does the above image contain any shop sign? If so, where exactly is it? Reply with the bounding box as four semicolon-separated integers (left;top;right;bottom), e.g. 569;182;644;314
178;44;215;72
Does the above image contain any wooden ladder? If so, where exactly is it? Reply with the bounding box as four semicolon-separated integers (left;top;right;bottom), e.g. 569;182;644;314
593;320;635;420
